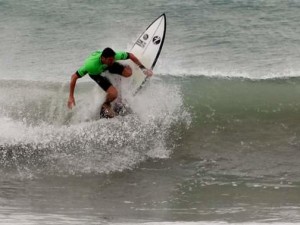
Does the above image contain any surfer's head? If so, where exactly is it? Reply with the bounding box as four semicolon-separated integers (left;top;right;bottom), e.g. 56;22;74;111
101;47;116;66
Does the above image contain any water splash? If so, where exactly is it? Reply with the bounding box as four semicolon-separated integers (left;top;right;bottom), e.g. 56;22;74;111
0;79;191;178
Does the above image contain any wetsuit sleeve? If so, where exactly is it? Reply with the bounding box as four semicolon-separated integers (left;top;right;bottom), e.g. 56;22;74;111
114;51;129;60
77;64;88;77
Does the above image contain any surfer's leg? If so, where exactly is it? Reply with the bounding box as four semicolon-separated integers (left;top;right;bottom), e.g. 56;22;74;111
108;63;132;77
89;75;118;118
100;86;118;118
121;66;132;77
105;85;118;103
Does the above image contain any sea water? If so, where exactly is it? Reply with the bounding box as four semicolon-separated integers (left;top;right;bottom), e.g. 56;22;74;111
1;0;300;224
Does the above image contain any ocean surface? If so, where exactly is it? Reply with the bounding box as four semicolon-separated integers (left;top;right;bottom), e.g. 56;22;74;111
1;0;300;224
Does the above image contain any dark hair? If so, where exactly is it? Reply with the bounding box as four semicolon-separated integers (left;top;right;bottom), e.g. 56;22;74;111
102;47;115;58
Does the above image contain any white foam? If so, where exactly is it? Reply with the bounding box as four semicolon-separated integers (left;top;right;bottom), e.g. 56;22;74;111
0;117;28;144
0;76;190;175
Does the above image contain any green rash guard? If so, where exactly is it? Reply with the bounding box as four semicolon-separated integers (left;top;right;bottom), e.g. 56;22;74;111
77;51;129;77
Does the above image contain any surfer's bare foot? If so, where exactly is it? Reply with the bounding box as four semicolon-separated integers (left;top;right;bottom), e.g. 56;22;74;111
100;103;116;118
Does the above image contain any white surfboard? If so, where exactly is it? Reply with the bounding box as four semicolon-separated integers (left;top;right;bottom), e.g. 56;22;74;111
128;13;166;95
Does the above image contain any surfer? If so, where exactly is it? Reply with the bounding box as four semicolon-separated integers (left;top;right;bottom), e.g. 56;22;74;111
67;47;152;118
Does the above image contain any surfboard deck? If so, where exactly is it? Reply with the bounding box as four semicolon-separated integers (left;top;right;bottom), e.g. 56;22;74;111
128;13;166;95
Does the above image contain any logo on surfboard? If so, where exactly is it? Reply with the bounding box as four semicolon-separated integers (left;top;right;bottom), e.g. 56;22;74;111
136;39;146;48
152;36;161;45
143;34;149;40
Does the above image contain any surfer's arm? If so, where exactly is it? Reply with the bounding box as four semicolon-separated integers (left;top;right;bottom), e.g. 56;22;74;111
68;73;80;109
128;53;153;76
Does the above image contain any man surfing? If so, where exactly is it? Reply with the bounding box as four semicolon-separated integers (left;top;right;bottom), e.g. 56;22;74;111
67;47;152;118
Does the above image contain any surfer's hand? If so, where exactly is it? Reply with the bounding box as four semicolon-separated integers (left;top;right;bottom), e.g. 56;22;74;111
68;96;76;109
142;68;153;77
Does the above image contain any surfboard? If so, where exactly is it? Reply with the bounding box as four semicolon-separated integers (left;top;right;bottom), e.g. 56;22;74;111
127;13;166;95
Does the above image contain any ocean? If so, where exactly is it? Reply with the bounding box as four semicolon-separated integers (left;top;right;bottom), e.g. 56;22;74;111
1;0;300;224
